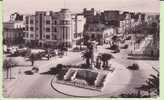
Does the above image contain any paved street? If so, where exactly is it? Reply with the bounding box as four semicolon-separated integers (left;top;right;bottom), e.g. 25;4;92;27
3;46;159;97
3;51;83;97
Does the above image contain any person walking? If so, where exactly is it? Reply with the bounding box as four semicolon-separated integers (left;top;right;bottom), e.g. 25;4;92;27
30;54;35;66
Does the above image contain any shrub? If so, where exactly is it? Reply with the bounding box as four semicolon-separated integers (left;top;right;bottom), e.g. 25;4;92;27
56;70;68;80
80;63;90;69
109;45;119;50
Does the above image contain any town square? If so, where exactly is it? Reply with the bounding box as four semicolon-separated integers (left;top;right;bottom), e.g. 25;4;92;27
2;0;159;98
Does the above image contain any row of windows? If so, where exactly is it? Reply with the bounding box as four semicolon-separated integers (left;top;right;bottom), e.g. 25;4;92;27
26;33;34;38
26;20;51;25
27;19;70;25
27;20;54;25
45;27;58;32
26;33;57;40
60;20;70;25
26;27;57;32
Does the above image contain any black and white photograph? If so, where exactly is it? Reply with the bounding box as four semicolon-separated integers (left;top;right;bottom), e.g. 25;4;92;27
2;0;160;98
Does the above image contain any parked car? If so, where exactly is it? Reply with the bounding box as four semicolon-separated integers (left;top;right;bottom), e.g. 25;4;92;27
127;63;139;70
125;36;131;40
121;44;128;49
24;67;39;75
47;49;57;57
14;47;28;56
32;67;39;73
24;70;34;75
9;47;18;54
112;49;120;53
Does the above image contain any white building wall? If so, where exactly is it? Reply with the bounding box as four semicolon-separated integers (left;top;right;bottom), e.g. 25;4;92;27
24;9;86;48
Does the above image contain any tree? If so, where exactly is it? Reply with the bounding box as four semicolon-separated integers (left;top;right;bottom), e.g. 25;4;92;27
81;50;92;67
119;90;145;98
87;42;95;64
119;67;159;98
83;35;90;45
55;64;67;80
95;55;101;69
136;67;159;97
99;53;113;69
112;35;119;46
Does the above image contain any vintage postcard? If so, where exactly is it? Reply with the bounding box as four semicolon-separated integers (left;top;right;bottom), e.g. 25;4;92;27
2;0;160;98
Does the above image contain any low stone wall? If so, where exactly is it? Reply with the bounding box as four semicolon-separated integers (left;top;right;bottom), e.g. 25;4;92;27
56;79;102;91
56;68;112;91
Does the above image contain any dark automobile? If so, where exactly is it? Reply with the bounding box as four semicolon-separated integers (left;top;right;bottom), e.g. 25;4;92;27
24;70;34;75
125;36;131;40
121;44;128;49
46;49;57;57
112;49;120;53
127;63;139;70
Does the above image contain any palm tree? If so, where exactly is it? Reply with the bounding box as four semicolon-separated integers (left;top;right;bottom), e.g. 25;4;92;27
119;90;146;98
136;67;159;97
85;41;95;64
99;53;113;69
81;50;92;67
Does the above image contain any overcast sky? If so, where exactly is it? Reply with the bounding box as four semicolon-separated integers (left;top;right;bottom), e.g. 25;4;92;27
3;0;160;21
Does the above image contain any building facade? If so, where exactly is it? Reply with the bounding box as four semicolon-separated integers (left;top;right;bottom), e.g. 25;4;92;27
24;9;86;48
3;13;25;46
72;14;86;46
101;10;120;27
83;9;120;45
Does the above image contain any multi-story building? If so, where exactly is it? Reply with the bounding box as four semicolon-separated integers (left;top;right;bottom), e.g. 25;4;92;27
83;8;102;24
118;12;143;35
3;13;25;46
72;14;86;46
83;10;120;45
24;9;86;48
83;8;95;17
10;12;24;22
101;10;120;27
84;23;117;45
84;23;105;44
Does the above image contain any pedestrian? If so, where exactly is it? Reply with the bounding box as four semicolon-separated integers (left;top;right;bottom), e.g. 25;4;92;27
30;54;35;66
47;49;50;60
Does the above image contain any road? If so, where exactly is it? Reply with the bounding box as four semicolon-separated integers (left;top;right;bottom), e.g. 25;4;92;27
4;52;83;97
3;47;159;97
